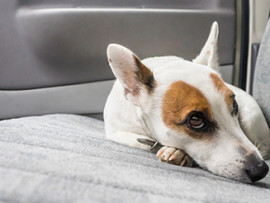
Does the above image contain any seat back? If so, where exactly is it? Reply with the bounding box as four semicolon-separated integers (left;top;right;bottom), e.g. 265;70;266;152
253;19;270;126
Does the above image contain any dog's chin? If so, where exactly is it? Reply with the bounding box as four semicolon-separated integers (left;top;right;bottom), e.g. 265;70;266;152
218;172;252;184
196;163;252;183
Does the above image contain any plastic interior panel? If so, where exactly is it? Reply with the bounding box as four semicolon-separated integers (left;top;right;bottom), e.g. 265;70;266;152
0;1;235;90
18;0;235;10
220;65;234;84
0;80;114;120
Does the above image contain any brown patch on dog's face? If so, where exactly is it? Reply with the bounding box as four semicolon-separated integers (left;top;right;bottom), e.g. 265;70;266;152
210;73;234;107
162;81;216;139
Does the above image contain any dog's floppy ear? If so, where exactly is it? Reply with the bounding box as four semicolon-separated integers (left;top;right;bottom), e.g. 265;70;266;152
107;44;156;105
193;22;219;71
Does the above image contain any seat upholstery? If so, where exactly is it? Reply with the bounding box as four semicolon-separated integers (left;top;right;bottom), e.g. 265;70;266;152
1;114;270;202
253;19;270;126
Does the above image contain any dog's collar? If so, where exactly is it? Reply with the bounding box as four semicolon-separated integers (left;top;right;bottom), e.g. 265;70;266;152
137;111;163;153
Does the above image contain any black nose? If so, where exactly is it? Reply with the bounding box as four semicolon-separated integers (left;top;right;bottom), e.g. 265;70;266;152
245;161;269;182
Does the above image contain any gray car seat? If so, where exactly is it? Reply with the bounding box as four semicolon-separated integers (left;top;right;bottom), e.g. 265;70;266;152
1;114;270;202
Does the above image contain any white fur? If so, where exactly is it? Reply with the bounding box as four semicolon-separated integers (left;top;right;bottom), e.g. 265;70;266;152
104;22;269;183
193;21;219;71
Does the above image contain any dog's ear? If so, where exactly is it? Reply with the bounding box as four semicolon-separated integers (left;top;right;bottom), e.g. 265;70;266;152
107;44;156;105
193;22;219;71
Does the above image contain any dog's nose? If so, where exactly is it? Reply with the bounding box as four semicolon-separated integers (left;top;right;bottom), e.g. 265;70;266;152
245;161;269;182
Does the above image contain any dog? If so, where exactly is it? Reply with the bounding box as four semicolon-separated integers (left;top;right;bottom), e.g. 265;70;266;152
104;22;269;183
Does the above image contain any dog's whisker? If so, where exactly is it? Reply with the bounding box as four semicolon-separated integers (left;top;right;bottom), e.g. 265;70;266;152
254;140;258;148
255;139;267;151
260;150;267;157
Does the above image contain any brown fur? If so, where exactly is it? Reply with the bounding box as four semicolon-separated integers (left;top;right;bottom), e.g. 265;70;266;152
162;81;215;139
210;73;234;108
133;55;156;93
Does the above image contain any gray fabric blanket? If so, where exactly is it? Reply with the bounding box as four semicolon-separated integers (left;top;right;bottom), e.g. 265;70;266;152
1;114;270;202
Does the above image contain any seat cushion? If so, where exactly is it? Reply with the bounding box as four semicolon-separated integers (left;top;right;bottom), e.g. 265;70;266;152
253;19;270;126
1;114;270;202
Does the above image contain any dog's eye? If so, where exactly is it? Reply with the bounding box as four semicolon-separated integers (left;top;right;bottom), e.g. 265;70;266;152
189;113;205;129
232;98;238;115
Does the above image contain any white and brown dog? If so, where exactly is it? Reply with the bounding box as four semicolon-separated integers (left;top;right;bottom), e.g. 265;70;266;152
104;22;269;183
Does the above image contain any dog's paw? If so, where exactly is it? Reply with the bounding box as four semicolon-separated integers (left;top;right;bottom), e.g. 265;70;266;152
156;146;193;167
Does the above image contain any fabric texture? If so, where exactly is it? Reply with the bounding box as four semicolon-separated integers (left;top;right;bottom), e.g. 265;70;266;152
253;19;270;125
1;114;270;202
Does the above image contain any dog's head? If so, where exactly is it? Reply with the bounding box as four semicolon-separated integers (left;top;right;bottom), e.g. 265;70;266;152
106;22;268;183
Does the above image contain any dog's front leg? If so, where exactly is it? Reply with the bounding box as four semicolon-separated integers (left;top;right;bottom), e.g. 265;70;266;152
107;131;193;167
156;146;193;167
137;138;193;166
106;131;155;151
